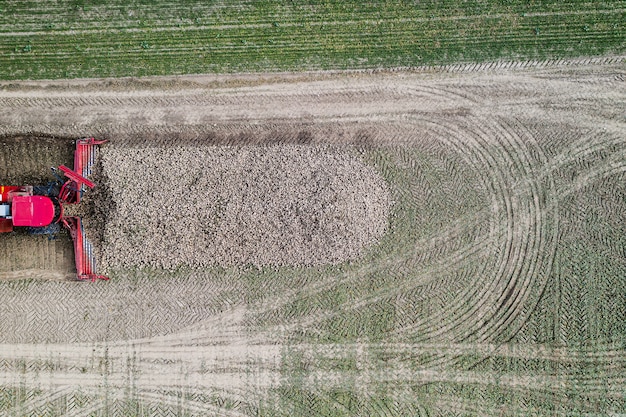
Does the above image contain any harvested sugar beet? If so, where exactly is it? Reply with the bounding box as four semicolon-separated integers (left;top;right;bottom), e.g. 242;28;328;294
92;145;391;270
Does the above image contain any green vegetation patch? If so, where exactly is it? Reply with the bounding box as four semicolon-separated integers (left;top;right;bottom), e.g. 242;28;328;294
0;0;624;79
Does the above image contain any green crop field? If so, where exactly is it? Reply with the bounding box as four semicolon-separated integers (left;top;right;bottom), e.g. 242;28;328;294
0;0;624;79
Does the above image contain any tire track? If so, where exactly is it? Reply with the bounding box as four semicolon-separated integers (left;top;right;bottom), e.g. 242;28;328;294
479;118;559;340
58;400;107;417
1;338;623;415
137;391;249;417
247;111;620;358
386;121;616;344
415;115;530;342
294;113;528;344
0;332;624;415
235;113;502;334
2;387;73;417
225;118;612;350
392;124;620;344
0;271;243;343
466;116;557;343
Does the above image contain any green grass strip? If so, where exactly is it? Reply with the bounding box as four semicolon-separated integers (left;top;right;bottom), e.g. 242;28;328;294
0;1;624;80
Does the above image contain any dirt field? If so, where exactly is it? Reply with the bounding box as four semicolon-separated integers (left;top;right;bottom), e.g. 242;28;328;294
0;58;624;415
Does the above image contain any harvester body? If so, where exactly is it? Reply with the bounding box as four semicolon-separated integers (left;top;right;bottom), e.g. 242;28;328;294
0;138;108;281
0;190;55;229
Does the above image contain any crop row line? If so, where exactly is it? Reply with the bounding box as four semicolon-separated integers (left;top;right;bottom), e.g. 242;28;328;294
1;8;623;36
2;23;620;55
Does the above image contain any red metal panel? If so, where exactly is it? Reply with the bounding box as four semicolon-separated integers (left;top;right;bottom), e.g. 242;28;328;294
57;139;109;281
74;137;107;184
11;195;55;227
62;216;108;281
58;165;95;189
0;186;21;203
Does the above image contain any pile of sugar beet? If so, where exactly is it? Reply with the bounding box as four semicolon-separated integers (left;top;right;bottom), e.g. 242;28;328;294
81;143;391;271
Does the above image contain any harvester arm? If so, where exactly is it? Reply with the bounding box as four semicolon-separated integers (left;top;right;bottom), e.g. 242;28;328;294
58;165;95;189
58;138;109;281
61;216;108;281
58;138;107;204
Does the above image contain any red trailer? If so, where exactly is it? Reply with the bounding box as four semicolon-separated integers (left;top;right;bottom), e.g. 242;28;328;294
0;138;108;281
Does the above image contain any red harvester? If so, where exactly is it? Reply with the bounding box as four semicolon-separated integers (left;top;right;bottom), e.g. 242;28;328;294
0;138;108;281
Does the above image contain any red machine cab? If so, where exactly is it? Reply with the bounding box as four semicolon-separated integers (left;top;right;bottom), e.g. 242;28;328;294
11;195;55;227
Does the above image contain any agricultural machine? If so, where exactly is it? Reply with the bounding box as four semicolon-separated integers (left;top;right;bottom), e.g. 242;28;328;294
0;138;108;281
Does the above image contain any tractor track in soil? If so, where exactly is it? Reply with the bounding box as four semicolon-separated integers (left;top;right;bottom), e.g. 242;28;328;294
0;58;624;415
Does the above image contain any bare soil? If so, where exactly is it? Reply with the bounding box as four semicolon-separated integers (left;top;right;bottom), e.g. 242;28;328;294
0;134;74;184
0;59;624;416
